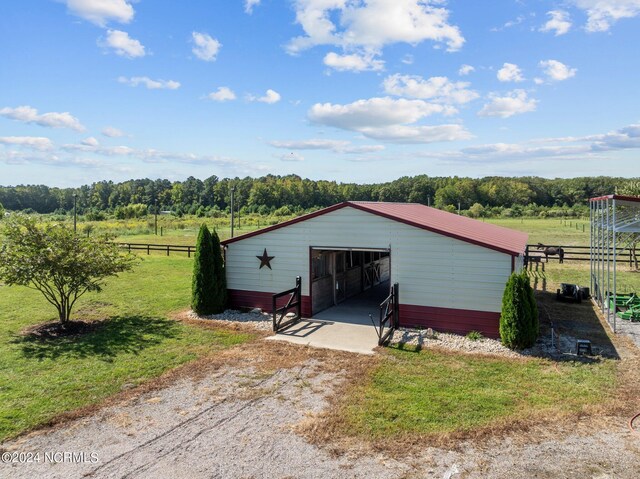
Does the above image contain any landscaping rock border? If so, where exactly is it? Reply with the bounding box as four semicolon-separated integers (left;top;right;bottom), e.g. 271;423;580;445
187;309;273;331
391;328;521;358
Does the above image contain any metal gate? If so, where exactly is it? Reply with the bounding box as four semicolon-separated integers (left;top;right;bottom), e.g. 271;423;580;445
272;276;302;333
370;282;399;346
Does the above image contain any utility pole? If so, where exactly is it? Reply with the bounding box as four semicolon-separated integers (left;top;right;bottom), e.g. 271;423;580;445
458;201;461;215
427;195;431;207
73;193;78;233
154;198;158;235
230;186;235;238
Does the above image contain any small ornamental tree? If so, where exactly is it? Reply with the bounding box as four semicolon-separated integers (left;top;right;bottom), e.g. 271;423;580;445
0;215;137;325
191;224;226;314
500;272;538;349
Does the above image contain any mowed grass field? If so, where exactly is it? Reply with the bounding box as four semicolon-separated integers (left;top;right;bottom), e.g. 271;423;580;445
0;255;254;442
337;347;617;441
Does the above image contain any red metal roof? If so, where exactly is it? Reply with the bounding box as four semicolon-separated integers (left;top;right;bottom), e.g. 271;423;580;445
589;194;640;203
222;201;528;256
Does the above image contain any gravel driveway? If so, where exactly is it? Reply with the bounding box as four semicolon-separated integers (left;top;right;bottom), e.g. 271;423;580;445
2;341;639;479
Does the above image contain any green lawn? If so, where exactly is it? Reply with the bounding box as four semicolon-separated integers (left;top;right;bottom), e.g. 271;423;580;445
341;347;616;439
0;255;253;441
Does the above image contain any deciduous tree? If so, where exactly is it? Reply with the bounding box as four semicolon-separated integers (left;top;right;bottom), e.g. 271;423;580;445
0;215;137;324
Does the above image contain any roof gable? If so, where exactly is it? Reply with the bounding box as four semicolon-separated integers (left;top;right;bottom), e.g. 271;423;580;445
222;201;528;256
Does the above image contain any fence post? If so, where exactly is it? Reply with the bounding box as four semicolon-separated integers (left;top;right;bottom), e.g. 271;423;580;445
166;245;170;256
296;276;302;319
393;282;400;329
147;244;150;255
128;244;131;253
188;246;191;258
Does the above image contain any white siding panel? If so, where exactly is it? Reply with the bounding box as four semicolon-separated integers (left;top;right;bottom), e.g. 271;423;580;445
225;207;512;312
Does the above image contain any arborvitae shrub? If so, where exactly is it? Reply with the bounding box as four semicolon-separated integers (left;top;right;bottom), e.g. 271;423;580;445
210;228;227;313
191;224;217;315
500;272;538;349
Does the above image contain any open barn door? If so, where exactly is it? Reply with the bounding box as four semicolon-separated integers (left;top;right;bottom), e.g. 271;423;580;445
310;247;390;316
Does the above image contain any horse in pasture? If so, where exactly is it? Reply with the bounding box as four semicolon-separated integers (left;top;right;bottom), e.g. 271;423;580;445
536;243;564;263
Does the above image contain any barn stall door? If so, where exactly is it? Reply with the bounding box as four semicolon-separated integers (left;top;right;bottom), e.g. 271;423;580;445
334;252;346;304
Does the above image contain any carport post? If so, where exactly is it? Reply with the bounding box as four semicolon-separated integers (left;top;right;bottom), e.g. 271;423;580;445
612;199;617;333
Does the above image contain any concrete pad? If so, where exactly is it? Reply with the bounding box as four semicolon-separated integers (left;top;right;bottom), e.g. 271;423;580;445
265;319;379;355
266;282;389;354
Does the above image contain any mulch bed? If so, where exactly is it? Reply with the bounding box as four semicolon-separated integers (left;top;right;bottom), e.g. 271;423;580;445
21;320;104;339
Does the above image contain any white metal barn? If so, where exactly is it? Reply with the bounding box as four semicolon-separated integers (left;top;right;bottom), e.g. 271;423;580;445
221;202;528;337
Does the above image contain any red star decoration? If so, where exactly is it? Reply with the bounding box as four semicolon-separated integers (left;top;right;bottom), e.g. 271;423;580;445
256;248;275;269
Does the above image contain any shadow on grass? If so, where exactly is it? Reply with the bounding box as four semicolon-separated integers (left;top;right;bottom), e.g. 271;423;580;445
533;290;620;361
13;315;181;361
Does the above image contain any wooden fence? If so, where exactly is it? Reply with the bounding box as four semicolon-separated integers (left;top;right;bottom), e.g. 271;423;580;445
117;242;195;257
526;244;637;264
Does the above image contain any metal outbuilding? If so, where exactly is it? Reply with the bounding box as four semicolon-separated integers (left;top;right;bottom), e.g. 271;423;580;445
221;201;528;338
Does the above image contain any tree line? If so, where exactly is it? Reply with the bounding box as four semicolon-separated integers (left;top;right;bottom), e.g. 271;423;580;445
0;174;634;217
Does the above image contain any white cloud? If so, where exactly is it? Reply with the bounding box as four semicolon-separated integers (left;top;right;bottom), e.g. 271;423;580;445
382;74;479;104
588;123;640;150
478;90;538;118
401;54;414;65
118;76;181;89
0;136;54;150
287;0;465;57
207;87;237;102
308;96;471;143
573;0;640;32
539;60;577;81
279;152;305;162
458;64;475;76
269;138;385;153
249;89;281;104
244;0;261;14
309;97;451;130
62;142;135;156
81;136;99;147
323;51;384;72
491;15;525;32
421;122;640;166
65;0;134;26
0;105;85;131
102;126;125;137
101;29;145;58
540;10;572;35
357;124;472;143
191;32;221;61
497;63;524;82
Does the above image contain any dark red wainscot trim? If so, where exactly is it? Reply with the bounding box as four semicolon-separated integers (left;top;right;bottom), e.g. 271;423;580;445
399;304;500;339
227;289;311;317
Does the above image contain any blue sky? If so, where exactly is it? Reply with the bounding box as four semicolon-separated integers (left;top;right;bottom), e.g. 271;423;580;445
1;0;639;187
